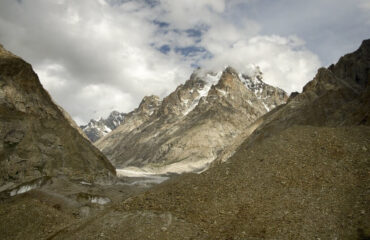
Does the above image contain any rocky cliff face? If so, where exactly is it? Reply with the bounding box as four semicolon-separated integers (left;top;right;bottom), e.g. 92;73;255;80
0;45;116;192
81;111;126;142
96;66;287;173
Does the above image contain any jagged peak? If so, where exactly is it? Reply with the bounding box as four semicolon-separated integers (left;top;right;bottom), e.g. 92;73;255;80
190;68;219;82
185;64;283;102
109;110;121;116
223;66;238;75
138;95;161;108
140;95;161;103
189;65;264;88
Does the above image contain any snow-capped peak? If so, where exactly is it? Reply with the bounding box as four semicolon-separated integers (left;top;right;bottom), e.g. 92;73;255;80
81;111;126;142
183;70;222;115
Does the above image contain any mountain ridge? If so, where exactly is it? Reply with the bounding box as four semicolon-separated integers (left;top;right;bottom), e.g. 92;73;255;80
95;65;288;174
117;39;370;240
0;39;369;240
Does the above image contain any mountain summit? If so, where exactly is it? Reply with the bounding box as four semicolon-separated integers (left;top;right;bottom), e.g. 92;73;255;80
95;65;287;174
81;111;126;142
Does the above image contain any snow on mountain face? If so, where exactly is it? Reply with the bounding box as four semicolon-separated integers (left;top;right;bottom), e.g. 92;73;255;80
81;111;126;142
180;65;286;116
238;66;287;111
83;65;285;144
105;111;125;130
96;65;288;174
183;70;223;115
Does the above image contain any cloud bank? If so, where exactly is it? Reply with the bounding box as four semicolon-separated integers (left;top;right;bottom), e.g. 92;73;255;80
0;0;368;124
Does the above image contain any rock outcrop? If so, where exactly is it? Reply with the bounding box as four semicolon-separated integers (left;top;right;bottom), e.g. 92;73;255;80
96;66;287;173
0;44;116;193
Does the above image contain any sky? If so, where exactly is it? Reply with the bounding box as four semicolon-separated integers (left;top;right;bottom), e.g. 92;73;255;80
0;0;369;124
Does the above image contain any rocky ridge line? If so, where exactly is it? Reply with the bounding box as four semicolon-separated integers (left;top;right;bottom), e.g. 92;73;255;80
96;65;288;174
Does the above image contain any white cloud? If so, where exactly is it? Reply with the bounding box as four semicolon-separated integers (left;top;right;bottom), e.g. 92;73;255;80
201;35;321;93
358;0;370;24
0;0;366;124
158;0;226;29
359;0;370;10
0;0;193;124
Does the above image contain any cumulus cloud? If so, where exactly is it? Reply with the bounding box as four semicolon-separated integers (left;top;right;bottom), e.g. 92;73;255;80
0;0;192;123
242;0;370;65
0;0;368;124
202;35;321;93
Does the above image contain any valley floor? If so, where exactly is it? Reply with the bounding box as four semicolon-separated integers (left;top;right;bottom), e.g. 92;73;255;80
0;125;369;239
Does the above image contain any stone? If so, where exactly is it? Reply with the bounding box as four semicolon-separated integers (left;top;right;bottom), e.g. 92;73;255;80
4;130;24;146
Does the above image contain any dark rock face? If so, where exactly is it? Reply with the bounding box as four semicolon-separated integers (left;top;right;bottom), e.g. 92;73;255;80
4;130;24;147
81;111;126;142
0;45;115;190
96;66;287;173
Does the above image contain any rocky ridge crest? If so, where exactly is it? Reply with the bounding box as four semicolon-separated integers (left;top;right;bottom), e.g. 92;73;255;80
81;111;126;142
96;65;287;173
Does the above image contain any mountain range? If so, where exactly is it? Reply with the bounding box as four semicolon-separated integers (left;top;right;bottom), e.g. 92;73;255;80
81;111;126;142
0;40;369;239
87;66;287;174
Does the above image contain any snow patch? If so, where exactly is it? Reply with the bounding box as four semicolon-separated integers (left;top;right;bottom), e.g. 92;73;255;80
10;184;38;196
80;181;92;186
116;167;169;186
91;197;111;205
183;71;222;115
262;102;270;112
103;125;112;134
217;88;227;96
117;168;158;178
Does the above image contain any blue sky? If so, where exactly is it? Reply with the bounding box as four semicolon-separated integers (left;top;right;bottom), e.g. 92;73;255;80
0;0;369;124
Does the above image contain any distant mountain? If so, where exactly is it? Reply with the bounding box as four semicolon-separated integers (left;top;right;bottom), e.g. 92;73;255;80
81;111;126;142
96;65;287;173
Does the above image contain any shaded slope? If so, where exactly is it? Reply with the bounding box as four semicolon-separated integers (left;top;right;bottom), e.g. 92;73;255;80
0;44;115;191
81;111;126;142
119;126;369;240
